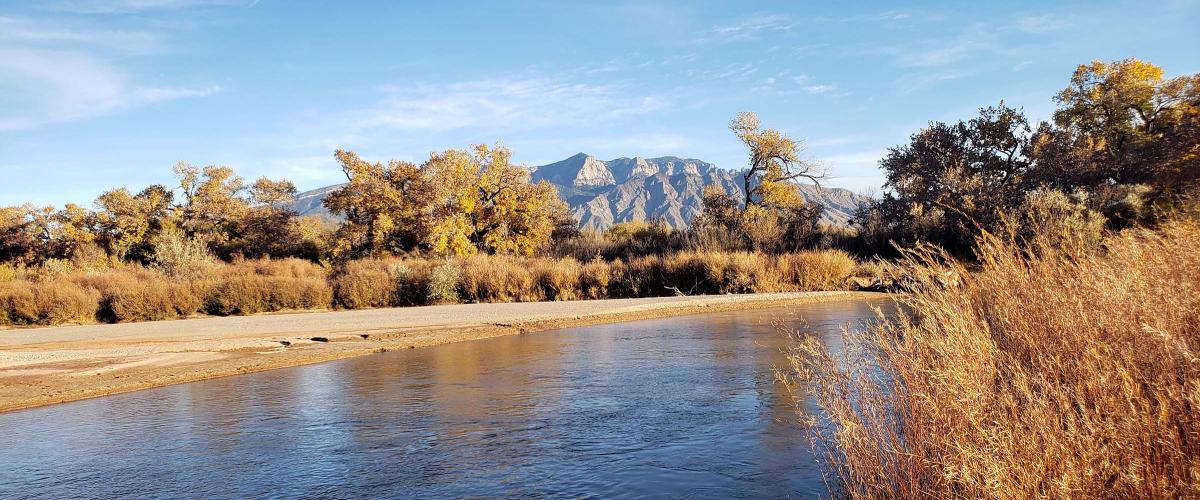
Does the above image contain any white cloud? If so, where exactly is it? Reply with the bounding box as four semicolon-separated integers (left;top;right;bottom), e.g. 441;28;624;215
49;0;239;14
804;84;838;95
0;16;161;54
711;13;792;42
1014;13;1072;34
0;10;222;131
0;48;221;131
714;62;759;81
134;85;222;103
892;68;978;94
346;78;668;134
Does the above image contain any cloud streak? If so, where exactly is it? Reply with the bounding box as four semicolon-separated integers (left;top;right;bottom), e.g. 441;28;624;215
349;78;668;134
710;13;793;42
49;0;240;14
0;48;222;131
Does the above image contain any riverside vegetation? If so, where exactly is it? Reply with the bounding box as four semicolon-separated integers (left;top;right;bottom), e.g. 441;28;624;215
781;58;1200;498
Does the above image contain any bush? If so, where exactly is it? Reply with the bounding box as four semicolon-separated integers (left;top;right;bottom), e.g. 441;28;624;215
0;281;38;325
781;250;856;291
427;261;460;304
109;281;187;322
73;268;176;323
331;260;395;309
579;258;612;299
207;275;331;315
459;255;538;302
724;252;768;293
536;258;581;301
0;280;97;326
783;219;1200;498
32;281;100;325
388;261;431;306
151;226;217;279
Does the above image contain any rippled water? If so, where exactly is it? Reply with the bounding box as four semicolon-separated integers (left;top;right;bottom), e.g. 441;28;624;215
0;299;888;499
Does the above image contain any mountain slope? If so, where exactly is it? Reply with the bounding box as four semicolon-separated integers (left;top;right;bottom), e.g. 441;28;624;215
291;153;869;230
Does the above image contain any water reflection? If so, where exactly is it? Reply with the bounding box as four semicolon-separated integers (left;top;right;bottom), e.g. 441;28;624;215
0;298;890;499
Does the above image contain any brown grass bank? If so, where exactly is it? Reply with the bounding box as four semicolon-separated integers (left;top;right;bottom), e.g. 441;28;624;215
1;249;860;328
782;220;1200;498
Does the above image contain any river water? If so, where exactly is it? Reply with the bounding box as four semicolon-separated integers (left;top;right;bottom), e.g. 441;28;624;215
0;298;888;499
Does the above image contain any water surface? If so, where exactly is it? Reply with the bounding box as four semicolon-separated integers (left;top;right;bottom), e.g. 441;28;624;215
0;299;888;499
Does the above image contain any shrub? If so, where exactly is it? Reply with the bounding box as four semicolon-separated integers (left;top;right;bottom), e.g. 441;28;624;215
151;226;217;279
207;276;331;315
32;281;100;325
579;258;612;299
390;261;432;306
71;268;181;323
724;252;767;293
783;220;1200;498
0;281;38;325
109;281;182;322
617;255;667;297
427;260;460;304
232;257;328;280
536;258;581;301
459;255;538;302
662;252;713;295
331;260;395;309
0;264;18;283
782;250;856;291
1018;188;1105;248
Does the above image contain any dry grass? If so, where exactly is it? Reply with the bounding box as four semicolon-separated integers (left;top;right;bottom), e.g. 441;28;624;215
0;249;858;326
0;280;98;326
781;219;1200;498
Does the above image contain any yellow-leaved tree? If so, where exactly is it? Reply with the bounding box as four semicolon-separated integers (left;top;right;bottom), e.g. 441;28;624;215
324;150;434;258
694;112;826;251
426;145;567;256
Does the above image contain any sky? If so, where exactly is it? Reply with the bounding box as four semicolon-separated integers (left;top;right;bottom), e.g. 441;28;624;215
1;0;1197;207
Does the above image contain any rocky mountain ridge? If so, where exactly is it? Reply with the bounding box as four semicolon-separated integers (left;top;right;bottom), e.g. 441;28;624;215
291;153;869;230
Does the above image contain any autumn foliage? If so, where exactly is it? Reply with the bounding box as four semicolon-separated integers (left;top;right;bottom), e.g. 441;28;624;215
782;216;1200;498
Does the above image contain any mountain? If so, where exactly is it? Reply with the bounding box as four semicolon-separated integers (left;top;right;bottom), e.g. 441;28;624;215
291;153;869;230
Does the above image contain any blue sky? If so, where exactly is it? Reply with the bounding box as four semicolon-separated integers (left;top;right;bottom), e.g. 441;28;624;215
1;0;1197;207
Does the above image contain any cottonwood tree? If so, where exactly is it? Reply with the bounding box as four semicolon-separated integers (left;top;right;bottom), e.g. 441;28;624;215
1051;58;1199;191
230;178;304;259
93;185;174;261
51;204;98;259
425;145;567;256
323;150;434;258
173;163;251;253
729;111;826;210
0;205;44;265
693;113;827;252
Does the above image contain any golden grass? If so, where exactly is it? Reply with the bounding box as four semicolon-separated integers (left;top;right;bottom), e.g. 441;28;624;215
780;220;1200;498
0;249;859;326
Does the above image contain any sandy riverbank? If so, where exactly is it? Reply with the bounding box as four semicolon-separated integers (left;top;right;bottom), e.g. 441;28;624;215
0;291;885;413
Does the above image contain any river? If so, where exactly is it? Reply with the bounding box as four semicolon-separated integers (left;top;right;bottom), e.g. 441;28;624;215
0;298;889;499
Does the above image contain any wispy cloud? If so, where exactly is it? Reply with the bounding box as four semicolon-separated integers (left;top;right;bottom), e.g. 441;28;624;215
892;68;979;94
48;0;239;14
0;48;222;131
0;16;161;54
711;13;792;42
804;84;838;95
0;12;222;131
1014;13;1072;34
346;78;668;134
753;73;844;98
714;62;759;81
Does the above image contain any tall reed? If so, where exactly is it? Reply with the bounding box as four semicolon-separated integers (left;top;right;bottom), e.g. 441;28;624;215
781;220;1200;498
